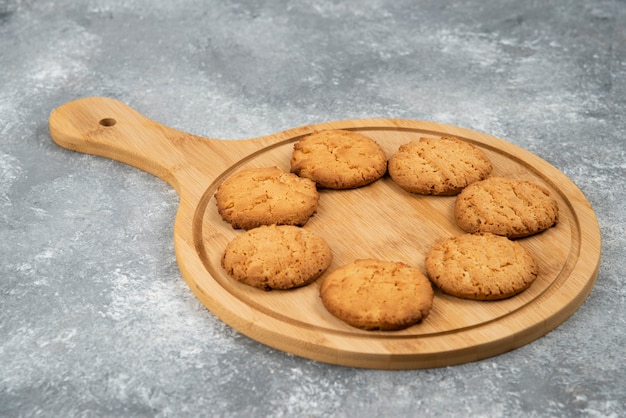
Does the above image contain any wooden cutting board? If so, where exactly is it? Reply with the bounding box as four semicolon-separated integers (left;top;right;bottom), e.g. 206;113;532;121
49;97;601;369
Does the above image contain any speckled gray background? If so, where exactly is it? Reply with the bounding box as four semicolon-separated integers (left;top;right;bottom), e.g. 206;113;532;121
1;0;625;416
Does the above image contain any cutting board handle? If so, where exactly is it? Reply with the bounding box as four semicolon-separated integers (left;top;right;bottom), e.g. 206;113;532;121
49;96;217;194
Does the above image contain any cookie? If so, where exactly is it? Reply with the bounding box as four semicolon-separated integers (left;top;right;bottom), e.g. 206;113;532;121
221;225;333;290
319;259;434;331
454;176;559;238
425;232;538;300
215;166;319;230
388;136;492;195
290;129;387;189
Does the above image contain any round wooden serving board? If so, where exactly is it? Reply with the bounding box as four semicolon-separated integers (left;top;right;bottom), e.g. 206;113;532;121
49;97;601;369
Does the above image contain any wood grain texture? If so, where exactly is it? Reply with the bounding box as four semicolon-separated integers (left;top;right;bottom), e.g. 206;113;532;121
49;97;601;369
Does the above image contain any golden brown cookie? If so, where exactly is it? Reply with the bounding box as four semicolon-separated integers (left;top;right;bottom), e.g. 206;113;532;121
215;166;319;230
290;130;387;189
221;225;333;290
388;136;492;195
454;176;559;238
319;259;434;330
424;232;538;300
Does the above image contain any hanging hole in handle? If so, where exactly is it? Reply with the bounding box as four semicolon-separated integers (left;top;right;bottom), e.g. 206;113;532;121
99;118;117;127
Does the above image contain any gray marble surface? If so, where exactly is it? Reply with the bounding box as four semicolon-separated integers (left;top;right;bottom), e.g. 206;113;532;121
1;0;625;416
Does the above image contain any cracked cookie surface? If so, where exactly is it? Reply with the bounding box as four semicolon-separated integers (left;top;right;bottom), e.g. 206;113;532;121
222;225;333;290
425;232;538;300
319;259;434;330
215;166;319;230
290;129;387;189
388;136;492;195
454;176;559;238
